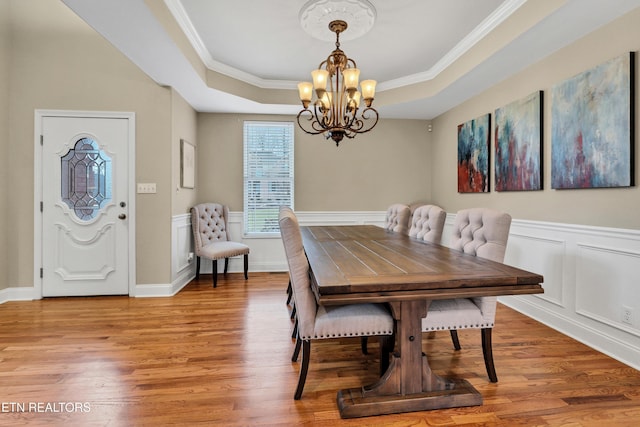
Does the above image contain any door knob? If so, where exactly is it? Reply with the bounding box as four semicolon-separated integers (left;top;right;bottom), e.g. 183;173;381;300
118;214;127;220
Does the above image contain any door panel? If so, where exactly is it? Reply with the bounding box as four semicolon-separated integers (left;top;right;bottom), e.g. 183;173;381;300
41;116;129;296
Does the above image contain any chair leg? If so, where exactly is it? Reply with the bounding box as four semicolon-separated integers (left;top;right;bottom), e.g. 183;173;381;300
361;336;369;355
379;335;394;376
288;300;296;319
294;340;311;400
223;258;229;274
212;259;218;288
482;328;498;383
286;279;292;305
291;317;298;339
243;254;249;280
291;335;302;362
195;256;201;280
450;329;461;350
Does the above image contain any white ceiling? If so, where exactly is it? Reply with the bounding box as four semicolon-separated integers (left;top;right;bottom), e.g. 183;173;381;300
62;0;640;119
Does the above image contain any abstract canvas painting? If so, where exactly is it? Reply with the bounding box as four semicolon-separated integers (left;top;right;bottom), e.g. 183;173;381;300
551;52;635;189
494;91;543;191
458;113;490;193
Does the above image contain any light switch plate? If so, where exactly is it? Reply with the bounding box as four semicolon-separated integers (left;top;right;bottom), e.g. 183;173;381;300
137;183;157;193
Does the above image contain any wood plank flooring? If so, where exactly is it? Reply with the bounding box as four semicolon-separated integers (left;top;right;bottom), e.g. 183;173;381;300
1;272;639;426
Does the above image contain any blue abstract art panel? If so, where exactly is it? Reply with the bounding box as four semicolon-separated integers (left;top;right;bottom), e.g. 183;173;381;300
458;113;490;193
551;52;635;189
495;91;543;191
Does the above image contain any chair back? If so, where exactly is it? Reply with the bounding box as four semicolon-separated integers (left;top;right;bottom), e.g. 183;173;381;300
384;203;411;234
450;208;511;263
278;207;317;338
408;204;446;244
191;203;230;252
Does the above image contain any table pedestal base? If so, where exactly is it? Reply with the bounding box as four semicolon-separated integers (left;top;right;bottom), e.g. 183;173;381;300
337;378;482;419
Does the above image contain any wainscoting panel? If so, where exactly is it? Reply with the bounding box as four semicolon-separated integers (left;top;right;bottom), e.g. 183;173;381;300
172;213;196;287
136;213;196;297
506;231;567;307
575;243;640;337
499;220;640;370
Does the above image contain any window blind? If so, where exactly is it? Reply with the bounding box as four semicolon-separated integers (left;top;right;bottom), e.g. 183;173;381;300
243;121;294;236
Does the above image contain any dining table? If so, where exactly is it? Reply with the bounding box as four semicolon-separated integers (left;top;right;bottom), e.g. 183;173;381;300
300;224;544;418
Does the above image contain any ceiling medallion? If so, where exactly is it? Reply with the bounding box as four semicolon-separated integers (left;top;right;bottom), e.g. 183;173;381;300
299;0;377;42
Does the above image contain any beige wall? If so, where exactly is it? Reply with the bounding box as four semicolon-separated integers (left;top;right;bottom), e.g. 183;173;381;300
196;114;431;211
7;0;174;287
171;89;198;215
0;0;9;290
431;7;640;230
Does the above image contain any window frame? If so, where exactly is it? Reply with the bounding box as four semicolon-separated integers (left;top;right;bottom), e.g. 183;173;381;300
243;121;294;238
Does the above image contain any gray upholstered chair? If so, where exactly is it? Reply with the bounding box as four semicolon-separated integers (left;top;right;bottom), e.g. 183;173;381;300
407;201;427;227
280;207;297;335
384;203;411;234
421;207;512;382
408;204;446;243
278;207;394;400
191;203;249;288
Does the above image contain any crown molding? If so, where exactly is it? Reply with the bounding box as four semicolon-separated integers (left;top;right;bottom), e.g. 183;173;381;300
164;0;297;89
165;0;526;92
377;0;528;91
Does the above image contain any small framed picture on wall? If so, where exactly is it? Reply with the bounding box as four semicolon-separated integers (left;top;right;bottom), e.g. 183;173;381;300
181;139;195;189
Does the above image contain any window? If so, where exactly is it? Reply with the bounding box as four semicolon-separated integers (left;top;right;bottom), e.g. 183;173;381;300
61;137;112;221
243;121;294;236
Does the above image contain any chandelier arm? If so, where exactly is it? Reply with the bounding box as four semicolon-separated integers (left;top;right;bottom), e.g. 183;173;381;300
344;107;379;138
313;102;332;133
354;107;379;134
296;109;325;136
341;108;357;130
316;100;331;130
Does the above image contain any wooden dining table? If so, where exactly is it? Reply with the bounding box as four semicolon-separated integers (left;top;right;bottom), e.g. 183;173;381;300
300;224;544;418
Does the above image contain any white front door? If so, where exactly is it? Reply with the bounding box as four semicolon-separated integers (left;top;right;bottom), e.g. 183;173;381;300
40;114;132;296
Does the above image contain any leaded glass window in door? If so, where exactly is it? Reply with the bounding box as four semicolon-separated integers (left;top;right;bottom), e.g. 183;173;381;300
61;137;112;221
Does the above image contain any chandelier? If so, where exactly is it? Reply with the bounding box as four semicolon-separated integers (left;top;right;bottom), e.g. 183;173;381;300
296;20;379;146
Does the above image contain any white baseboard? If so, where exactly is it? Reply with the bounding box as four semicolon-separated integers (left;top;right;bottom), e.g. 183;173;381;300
0;286;39;303
500;295;640;371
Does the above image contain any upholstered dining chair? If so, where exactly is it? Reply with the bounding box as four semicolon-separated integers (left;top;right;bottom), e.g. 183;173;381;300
407;201;426;226
191;203;250;288
408;204;446;244
279;206;297;337
278;207;395;400
384;203;411;234
421;207;512;382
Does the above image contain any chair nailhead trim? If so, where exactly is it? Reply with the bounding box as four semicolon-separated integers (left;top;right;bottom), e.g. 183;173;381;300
426;322;493;331
303;329;394;339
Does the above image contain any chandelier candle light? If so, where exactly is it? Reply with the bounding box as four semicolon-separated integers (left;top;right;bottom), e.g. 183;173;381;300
297;20;379;146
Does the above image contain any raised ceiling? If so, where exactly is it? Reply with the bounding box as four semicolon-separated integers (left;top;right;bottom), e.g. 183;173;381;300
62;0;640;119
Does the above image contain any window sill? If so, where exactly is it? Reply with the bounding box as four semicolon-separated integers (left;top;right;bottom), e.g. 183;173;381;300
243;232;282;239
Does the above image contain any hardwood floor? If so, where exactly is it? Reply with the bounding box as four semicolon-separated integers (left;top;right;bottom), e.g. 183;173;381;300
1;272;639;426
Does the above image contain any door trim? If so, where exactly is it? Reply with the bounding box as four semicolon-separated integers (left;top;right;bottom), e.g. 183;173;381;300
34;110;136;298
